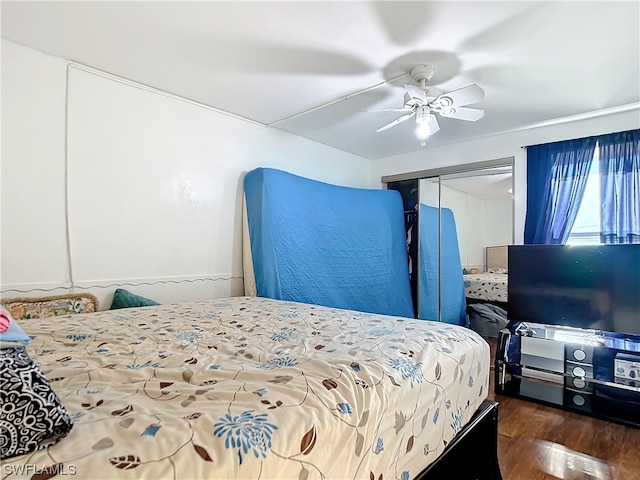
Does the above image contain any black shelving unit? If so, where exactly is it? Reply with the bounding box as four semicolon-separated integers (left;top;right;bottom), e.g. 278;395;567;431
495;325;640;428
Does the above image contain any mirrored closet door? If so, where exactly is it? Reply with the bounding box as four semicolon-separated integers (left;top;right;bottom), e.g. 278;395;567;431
418;163;513;322
387;158;514;322
438;165;514;273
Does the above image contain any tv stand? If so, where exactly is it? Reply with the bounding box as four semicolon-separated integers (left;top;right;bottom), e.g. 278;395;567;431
495;323;640;428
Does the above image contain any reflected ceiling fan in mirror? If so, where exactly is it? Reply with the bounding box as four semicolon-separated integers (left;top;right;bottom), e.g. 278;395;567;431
375;64;485;141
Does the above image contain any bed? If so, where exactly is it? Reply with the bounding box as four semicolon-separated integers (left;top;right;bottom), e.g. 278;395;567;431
2;296;498;479
463;272;508;306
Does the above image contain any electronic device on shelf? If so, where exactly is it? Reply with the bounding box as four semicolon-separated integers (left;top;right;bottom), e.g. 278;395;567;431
495;324;640;427
508;244;640;337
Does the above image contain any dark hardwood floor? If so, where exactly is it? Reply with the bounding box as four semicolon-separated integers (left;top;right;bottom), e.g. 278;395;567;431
485;339;640;480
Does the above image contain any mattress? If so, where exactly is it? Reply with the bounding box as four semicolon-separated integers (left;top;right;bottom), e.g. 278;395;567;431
464;273;508;303
418;204;467;324
243;167;414;318
3;296;489;479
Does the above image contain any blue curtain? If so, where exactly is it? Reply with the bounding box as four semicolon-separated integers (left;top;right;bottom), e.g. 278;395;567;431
524;138;597;244
598;130;640;244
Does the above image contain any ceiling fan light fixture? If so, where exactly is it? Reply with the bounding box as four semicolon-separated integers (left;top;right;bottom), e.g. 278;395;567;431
415;106;435;139
415;121;432;139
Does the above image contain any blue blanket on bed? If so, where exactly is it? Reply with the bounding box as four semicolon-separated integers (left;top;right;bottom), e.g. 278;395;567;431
244;168;414;318
418;204;467;325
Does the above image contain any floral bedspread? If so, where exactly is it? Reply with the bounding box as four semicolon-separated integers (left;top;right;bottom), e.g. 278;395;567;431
464;273;509;303
4;296;489;480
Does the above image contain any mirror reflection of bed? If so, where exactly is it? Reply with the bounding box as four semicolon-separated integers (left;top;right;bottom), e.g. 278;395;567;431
464;245;509;308
464;246;510;339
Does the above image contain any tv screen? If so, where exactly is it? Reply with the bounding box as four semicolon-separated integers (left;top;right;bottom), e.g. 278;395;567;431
508;245;640;336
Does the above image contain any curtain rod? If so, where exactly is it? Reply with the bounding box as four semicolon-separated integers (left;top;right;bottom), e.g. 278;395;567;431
521;127;639;149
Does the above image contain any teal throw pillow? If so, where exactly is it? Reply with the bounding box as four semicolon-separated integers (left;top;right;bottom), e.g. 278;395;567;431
109;289;159;310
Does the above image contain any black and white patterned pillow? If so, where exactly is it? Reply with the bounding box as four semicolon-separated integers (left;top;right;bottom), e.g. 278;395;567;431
0;346;73;459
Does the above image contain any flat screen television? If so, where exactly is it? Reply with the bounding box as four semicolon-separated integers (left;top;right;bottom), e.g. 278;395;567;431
508;245;640;336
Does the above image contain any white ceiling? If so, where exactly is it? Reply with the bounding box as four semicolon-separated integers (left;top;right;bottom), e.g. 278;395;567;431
422;166;513;200
442;169;513;200
2;1;639;160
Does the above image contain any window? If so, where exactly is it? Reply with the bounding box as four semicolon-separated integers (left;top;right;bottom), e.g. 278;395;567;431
525;129;639;245
567;146;600;245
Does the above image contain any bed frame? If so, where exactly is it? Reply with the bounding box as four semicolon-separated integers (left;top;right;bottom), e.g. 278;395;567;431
415;399;502;480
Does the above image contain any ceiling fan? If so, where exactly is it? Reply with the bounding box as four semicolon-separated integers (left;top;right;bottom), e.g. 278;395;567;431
375;64;485;140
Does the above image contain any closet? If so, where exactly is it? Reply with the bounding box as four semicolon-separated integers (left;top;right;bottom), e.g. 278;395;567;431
386;158;514;321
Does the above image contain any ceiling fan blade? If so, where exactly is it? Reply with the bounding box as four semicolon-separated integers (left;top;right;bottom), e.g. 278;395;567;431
438;84;485;107
367;107;414;113
376;112;415;132
404;84;427;102
369;2;434;47
440;106;485;121
207;36;372;75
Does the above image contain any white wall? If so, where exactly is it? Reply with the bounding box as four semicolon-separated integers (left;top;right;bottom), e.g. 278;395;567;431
373;109;640;244
467;197;486;270
419;181;486;270
440;185;481;270
1;40;371;308
1;39;70;297
483;199;513;248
